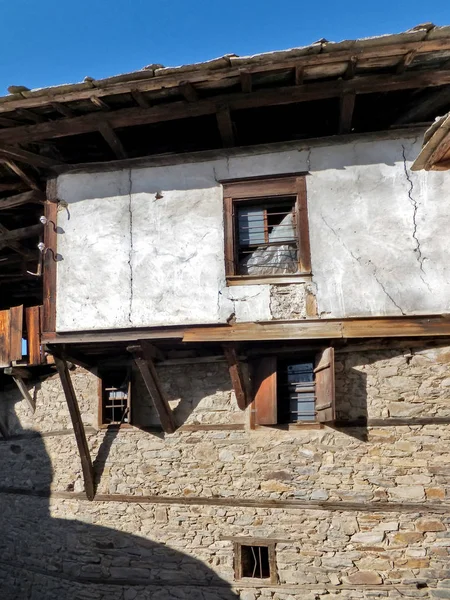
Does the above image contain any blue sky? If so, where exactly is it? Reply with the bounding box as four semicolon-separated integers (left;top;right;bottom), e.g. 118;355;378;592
1;0;450;94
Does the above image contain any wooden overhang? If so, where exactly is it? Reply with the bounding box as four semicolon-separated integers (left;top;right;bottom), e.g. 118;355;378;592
412;110;450;170
2;24;450;305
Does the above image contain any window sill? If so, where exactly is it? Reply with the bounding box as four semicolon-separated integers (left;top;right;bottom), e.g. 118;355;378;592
254;423;323;431
227;273;312;286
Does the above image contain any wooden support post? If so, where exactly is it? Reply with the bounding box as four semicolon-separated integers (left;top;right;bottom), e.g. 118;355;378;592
131;341;176;433
339;92;356;134
294;65;304;86
216;106;235;147
54;355;95;500
222;344;248;410
131;90;151;108
343;57;358;80
11;374;36;412
239;70;252;93
97;122;128;159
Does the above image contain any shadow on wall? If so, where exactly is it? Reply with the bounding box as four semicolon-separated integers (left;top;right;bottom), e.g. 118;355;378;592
0;392;239;600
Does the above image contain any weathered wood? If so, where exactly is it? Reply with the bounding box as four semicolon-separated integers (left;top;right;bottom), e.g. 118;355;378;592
3;161;42;191
11;375;35;412
9;305;23;362
0;222;36;259
239;70;252;93
50;102;76;118
90;96;110;111
0;144;62;168
0;222;43;244
294;65;304;85
343;57;358;80
0;182;26;192
395;85;450;125
15;108;46;124
2;70;450;146
131;90;151;108
0;309;12;367
216;106;235;147
42;181;58;334
339;92;356;134
0;190;45;210
1;37;450;114
26;305;42;365
253;356;277;425
223;175;305;199
179;81;199;102
54;355;95;500
132;341;176;433
396;50;416;74
296;176;312;274
0;116;20;127
97;122;127;159
314;347;335;423
222;344;248;410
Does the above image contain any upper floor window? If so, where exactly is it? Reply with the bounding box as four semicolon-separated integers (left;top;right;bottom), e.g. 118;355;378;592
223;175;311;281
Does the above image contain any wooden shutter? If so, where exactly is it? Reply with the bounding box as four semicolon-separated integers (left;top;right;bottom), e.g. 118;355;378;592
314;347;335;423
0;305;23;368
26;305;43;366
253;356;277;425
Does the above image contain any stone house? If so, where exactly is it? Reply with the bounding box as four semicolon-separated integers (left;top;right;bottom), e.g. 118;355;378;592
1;23;450;600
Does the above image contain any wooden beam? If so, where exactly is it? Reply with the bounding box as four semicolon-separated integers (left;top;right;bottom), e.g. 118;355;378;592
0;144;61;169
339;92;356;134
131;90;151;108
216;106;235;147
0;222;40;258
396;50;417;74
294;65;304;86
3;161;42;191
0;222;43;243
239;70;252;93
54;355;95;500
97;122;127;159
179;81;199;102
0;190;45;210
0;182;26;192
131;341;176;433
26;306;43;366
42;181;57;334
343;57;358;80
15;108;46;124
222;344;248;410
0;116;21;128
90;96;110;111
3;70;450;146
50;102;75;118
10;374;35;412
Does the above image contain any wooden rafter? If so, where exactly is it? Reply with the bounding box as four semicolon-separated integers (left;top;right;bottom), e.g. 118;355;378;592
294;65;304;85
0;144;62;169
97;122;127;159
15;108;46;124
54;354;95;500
130;341;176;433
179;80;199;102
396;50;417;74
50;102;76;118
339;92;356;134
216;106;235;147
4;161;42;191
4;367;36;412
2;70;450;147
90;96;110;111
222;344;248;410
131;90;151;108
239;70;252;93
343;57;358;80
0;221;41;258
394;86;450;125
0;116;20;128
0;190;44;210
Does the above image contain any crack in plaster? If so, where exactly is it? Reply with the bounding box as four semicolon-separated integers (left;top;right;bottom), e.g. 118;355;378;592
321;214;405;315
401;142;431;293
306;147;312;172
127;168;134;325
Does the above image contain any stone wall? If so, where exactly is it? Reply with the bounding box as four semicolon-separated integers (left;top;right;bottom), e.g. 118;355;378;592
1;339;450;599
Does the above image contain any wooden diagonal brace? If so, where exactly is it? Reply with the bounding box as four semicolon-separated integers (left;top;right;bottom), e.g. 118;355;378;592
54;355;95;500
222;344;249;410
131;341;176;433
4;367;36;412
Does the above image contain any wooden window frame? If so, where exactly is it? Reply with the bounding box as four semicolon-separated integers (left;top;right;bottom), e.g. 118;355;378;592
234;540;278;584
251;347;335;428
223;174;311;282
98;366;132;428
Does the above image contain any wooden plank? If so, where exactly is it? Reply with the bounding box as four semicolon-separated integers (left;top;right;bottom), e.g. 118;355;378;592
0;309;11;367
131;90;151;108
396;50;416;74
90;96;110;111
253;356;277;425
26;306;42;365
3;161;42;191
223;196;235;276
2;37;450;114
0;190;45;210
0;222;37;259
216;106;235;147
42;181;58;334
394;85;450;125
314;347;335;423
222;344;248;410
341;315;450;338
97;122;127;159
0;144;62;169
3;69;450;146
343;57;358;80
132;341;176;433
0;223;43;244
179;81;199;102
223;175;304;199
239;70;252;93
9;305;23;362
15;108;46;124
0;182;27;192
296;176;312;274
339;92;356;134
294;65;304;85
50;102;75;118
54;355;95;500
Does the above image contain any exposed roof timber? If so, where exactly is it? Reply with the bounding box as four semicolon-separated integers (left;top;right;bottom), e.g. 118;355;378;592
2;70;450;147
179;81;199;102
0;116;21;128
0;144;62;169
339;92;355;134
239;70;252;93
97;122;127;159
131;90;151;108
50;102;76;118
14;108;46;124
343;57;358;80
294;66;304;85
0;190;45;210
3;161;42;191
412;111;450;170
90;96;110;111
396;50;417;74
0;182;26;192
2;34;450;112
216;106;235;147
0;222;41;258
394;86;450;125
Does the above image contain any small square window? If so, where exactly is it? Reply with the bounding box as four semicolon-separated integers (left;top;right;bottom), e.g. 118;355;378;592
98;366;131;426
234;542;277;583
223;175;311;280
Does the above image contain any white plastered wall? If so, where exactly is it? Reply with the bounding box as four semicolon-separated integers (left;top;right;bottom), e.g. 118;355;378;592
55;133;450;332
